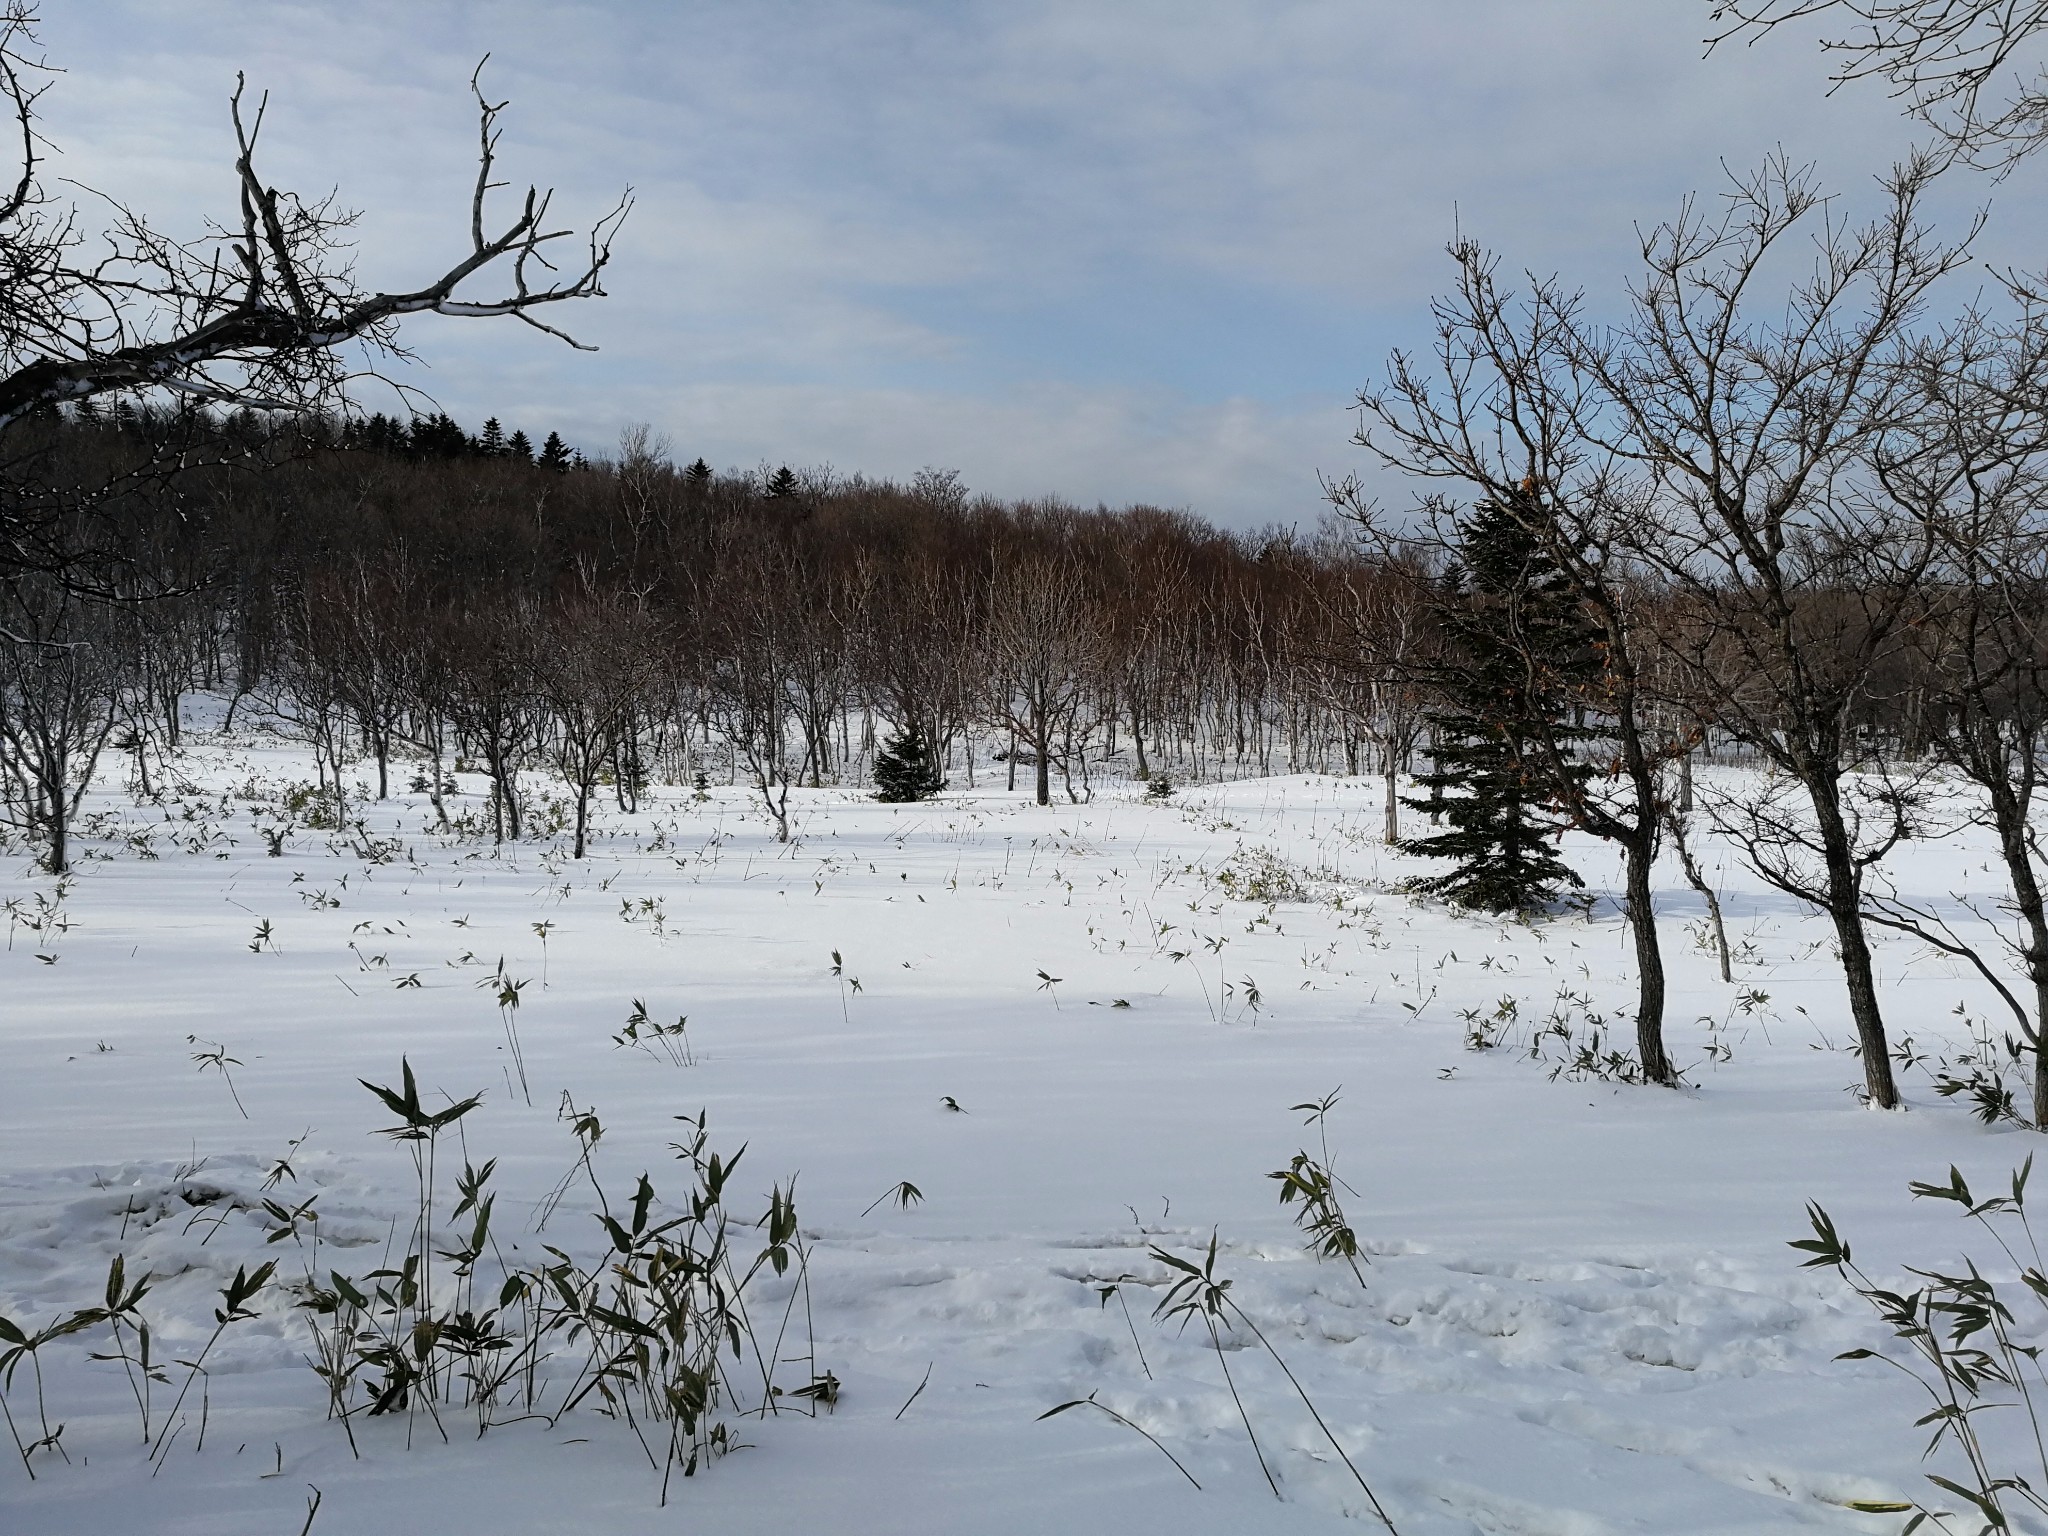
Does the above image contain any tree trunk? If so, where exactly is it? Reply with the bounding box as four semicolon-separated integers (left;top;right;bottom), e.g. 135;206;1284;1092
1984;772;2048;1127
1812;794;1899;1108
428;739;450;829
43;795;66;874
1623;834;1672;1085
1666;807;1732;983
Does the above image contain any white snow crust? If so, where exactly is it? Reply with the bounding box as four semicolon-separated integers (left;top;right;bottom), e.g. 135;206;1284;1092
1;717;2038;1534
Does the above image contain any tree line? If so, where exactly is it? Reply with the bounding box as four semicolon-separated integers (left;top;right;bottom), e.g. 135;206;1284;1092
0;404;1437;855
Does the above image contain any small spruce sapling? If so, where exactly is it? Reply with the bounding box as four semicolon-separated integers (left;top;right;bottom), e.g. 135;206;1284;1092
872;724;946;803
1399;495;1593;915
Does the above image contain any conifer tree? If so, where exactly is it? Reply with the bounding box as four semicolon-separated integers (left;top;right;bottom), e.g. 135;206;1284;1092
685;457;713;486
506;428;533;462
408;412;469;458
538;431;572;473
476;416;506;456
1400;494;1594;914
348;412;405;454
873;723;945;802
765;465;799;498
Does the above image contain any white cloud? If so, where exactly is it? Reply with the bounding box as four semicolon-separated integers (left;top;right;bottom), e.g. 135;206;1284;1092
32;1;2048;530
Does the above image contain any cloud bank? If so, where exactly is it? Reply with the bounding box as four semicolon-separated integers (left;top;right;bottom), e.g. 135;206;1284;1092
39;1;2044;527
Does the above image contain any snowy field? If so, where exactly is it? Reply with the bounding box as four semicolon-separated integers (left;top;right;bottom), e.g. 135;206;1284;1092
2;716;2042;1535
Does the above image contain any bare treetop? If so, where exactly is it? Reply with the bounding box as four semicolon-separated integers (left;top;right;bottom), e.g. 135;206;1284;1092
0;3;631;433
1709;0;2048;169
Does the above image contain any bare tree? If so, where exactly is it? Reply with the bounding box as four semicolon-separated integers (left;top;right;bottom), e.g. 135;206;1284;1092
446;604;537;846
1341;240;1686;1081
704;544;799;841
0;4;625;590
536;593;656;858
983;551;1096;806
1572;155;1973;1109
0;579;119;871
1308;535;1435;843
1846;305;2048;1126
1710;1;2048;169
0;19;627;429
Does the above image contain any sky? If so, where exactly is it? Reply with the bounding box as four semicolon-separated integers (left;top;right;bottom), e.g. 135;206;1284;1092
40;1;2048;530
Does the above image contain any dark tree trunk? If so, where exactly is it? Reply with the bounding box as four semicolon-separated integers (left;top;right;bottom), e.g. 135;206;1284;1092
1983;767;2048;1127
1623;835;1672;1084
1812;790;1899;1108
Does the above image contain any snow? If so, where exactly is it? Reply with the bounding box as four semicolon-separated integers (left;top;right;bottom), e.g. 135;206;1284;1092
1;717;2039;1534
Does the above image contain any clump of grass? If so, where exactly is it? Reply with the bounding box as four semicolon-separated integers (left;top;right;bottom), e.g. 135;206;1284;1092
1214;848;1311;905
541;1116;816;1499
292;1064;819;1498
478;960;532;1104
188;1036;249;1119
1149;1232;1400;1531
1040;1392;1199;1488
149;1261;275;1466
614;998;694;1067
859;1181;924;1218
87;1253;159;1445
531;921;554;985
829;949;861;1022
1884;1006;2032;1128
1091;1280;1152;1379
0;1300;99;1475
1456;988;1645;1085
3;879;73;951
1270;1090;1367;1287
1797;1156;2048;1532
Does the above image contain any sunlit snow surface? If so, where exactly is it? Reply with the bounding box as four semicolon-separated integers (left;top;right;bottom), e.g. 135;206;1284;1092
0;716;2035;1534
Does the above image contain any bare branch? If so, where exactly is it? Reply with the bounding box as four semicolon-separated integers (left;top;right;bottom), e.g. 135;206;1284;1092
0;46;629;433
1709;1;2048;169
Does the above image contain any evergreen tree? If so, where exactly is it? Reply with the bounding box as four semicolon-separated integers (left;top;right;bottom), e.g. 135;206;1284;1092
538;431;572;473
408;412;470;458
1400;493;1595;914
765;465;799;498
506;428;533;462
476;416;506;456
684;456;713;486
873;723;945;802
347;411;406;454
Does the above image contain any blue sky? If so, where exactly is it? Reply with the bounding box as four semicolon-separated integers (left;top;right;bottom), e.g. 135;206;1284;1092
44;2;2047;528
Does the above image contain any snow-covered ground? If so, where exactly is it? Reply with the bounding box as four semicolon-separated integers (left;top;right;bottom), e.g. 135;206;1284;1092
2;718;2041;1535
